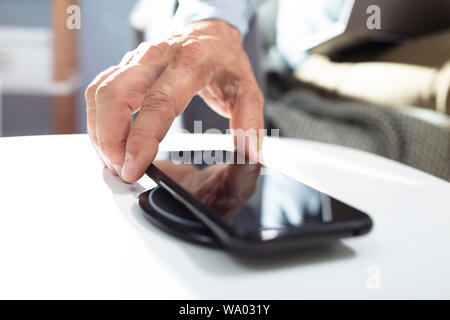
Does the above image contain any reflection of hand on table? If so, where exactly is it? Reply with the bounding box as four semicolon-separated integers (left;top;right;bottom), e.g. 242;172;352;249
154;160;261;220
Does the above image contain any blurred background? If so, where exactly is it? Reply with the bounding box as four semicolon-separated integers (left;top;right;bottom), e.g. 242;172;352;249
0;0;449;180
0;0;137;136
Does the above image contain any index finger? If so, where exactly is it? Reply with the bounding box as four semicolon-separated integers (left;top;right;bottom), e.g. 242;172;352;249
121;61;213;182
94;63;163;171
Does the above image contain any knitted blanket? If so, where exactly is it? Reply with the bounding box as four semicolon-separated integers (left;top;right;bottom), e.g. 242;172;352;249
265;89;450;181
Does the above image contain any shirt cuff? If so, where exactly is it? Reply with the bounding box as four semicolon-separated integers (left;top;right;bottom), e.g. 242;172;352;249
172;0;253;37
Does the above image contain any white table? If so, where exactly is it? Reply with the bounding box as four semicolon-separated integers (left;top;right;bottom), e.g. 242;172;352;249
0;133;449;299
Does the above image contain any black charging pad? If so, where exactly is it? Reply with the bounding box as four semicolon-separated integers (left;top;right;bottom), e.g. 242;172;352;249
138;187;222;248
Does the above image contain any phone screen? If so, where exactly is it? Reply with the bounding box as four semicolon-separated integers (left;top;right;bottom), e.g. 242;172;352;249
152;150;366;240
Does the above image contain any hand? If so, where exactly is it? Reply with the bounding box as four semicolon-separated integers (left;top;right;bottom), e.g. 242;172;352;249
85;19;264;183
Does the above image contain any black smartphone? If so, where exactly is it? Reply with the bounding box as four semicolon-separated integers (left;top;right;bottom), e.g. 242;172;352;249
141;150;372;253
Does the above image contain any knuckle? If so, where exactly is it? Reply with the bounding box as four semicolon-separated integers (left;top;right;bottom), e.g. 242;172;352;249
146;89;172;108
153;41;170;52
148;43;168;56
177;38;209;64
94;84;117;110
140;92;177;127
139;41;169;61
94;66;146;112
86;66;120;106
95;83;116;103
94;84;109;100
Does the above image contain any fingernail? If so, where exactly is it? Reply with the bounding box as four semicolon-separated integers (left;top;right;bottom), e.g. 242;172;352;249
99;153;117;176
104;158;118;176
98;148;111;166
112;164;122;177
121;153;135;181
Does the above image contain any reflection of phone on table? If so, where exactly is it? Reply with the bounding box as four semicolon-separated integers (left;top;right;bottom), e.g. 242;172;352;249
140;150;372;253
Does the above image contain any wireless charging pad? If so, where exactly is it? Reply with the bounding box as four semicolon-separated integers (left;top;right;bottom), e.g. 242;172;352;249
138;187;222;248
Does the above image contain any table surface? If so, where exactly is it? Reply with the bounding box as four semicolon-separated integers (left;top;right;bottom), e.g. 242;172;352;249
0;133;449;299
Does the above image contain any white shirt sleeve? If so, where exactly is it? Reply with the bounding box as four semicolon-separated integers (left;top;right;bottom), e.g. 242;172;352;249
173;0;264;37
